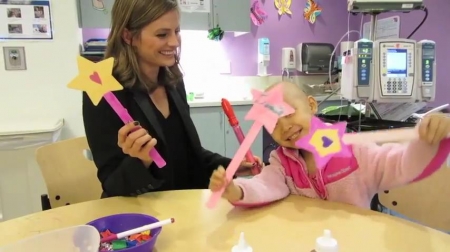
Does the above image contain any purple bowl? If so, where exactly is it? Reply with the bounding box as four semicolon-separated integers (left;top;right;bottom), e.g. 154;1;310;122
86;213;162;252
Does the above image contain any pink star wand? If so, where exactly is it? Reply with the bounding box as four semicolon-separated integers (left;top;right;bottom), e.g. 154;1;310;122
296;116;450;170
206;85;294;209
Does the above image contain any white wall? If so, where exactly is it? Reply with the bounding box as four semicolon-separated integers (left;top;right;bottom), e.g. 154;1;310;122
0;0;323;221
0;0;82;220
0;0;83;139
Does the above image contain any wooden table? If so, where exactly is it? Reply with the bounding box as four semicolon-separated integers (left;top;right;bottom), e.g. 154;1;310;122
0;190;449;251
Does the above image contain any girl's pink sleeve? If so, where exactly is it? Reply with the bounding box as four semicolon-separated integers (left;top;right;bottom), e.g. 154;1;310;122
353;138;450;192
231;151;290;207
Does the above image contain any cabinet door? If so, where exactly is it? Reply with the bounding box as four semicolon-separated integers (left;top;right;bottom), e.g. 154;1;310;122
190;107;226;156
180;11;213;31
212;0;250;32
77;0;113;28
225;105;262;159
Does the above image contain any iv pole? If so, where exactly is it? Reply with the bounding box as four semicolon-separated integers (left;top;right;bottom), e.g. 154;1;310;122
317;11;383;119
365;12;382;119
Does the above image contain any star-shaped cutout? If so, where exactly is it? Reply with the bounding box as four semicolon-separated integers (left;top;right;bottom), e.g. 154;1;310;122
296;116;351;169
245;85;295;133
67;56;123;106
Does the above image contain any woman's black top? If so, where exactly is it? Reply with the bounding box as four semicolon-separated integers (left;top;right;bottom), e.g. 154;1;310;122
151;94;193;190
82;81;231;198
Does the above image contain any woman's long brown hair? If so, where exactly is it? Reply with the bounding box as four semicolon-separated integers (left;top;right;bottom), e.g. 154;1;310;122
105;0;183;93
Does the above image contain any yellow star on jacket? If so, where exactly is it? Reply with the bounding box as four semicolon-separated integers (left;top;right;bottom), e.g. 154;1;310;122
309;129;341;157
67;56;123;106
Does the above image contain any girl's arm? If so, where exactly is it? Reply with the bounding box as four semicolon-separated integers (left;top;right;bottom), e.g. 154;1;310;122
354;138;450;193
231;151;290;207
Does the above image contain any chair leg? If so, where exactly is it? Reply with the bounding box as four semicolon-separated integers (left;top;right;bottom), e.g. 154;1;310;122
370;194;382;212
41;194;51;211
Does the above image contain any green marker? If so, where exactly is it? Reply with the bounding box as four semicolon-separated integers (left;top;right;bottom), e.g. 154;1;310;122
112;239;127;250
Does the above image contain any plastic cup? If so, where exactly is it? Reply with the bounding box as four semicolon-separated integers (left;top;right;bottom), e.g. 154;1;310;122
0;225;100;252
87;213;162;252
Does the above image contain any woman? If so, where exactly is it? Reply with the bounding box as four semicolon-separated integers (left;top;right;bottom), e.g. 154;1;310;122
83;0;258;198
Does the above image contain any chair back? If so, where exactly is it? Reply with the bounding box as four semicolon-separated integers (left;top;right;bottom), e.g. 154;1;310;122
378;164;450;231
35;137;102;208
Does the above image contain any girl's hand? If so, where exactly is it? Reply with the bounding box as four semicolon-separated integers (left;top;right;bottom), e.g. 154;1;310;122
209;166;243;202
418;113;450;145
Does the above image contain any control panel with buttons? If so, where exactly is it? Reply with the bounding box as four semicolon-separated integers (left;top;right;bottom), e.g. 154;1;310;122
356;41;373;86
417;40;436;101
372;39;419;103
340;39;374;102
378;41;415;96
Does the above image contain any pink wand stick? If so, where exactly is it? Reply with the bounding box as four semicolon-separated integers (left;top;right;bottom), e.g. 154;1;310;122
206;122;262;208
104;92;166;168
221;99;261;175
207;86;295;209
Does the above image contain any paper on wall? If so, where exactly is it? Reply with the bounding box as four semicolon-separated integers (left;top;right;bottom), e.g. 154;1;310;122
0;0;53;40
178;0;210;13
362;16;400;40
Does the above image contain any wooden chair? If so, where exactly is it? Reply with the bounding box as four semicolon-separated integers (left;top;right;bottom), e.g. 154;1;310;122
378;164;450;232
35;137;102;210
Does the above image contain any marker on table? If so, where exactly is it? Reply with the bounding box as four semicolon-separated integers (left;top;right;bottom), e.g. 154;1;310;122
100;218;175;243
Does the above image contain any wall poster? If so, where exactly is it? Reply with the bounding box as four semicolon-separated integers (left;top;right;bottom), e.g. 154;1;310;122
0;0;53;40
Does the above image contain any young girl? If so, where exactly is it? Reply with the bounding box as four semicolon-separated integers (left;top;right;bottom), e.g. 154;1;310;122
209;82;450;209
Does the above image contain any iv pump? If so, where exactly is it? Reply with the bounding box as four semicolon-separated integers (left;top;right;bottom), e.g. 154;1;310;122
257;38;270;76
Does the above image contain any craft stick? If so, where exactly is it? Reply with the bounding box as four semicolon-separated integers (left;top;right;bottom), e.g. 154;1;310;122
100;218;174;243
206;85;294;209
67;56;166;168
342;128;450;145
206;122;262;208
104;92;166;168
222;99;261;175
412;104;449;119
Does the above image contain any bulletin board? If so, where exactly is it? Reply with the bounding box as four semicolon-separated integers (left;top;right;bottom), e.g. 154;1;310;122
0;0;53;40
362;16;400;40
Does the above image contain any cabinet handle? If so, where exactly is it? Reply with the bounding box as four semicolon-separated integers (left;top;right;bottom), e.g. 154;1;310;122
208;13;211;28
216;13;219;26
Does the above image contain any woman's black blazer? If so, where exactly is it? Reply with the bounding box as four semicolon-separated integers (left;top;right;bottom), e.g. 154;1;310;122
82;81;231;197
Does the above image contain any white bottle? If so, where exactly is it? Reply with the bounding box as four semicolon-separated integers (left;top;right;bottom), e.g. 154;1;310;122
315;229;338;252
231;232;253;252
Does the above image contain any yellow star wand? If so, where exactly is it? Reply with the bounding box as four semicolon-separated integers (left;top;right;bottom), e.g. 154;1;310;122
67;56;166;168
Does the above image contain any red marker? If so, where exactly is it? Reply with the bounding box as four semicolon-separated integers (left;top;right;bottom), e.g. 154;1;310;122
221;99;261;175
100;218;175;243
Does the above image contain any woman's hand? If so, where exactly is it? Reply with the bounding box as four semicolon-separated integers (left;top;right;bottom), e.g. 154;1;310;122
237;156;264;176
240;155;264;169
118;121;157;164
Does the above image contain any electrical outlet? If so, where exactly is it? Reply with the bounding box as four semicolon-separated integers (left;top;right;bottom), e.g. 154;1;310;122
3;46;26;70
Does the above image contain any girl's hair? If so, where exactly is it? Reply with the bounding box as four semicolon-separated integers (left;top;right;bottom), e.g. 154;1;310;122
105;0;183;92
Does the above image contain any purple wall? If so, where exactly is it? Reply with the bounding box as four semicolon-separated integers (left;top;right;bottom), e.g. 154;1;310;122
82;0;358;76
82;0;448;104
219;0;357;76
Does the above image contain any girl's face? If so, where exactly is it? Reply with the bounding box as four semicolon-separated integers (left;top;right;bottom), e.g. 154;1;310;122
271;91;317;149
